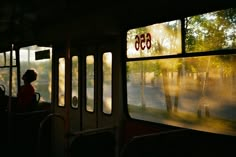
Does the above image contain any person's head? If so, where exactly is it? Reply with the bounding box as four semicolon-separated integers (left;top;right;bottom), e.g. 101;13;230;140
22;69;37;84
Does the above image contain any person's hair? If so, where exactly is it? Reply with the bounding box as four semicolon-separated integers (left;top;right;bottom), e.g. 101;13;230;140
23;69;37;83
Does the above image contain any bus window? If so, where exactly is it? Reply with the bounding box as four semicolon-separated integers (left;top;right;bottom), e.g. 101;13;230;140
103;52;112;114
0;53;4;66
127;55;236;136
72;56;79;108
186;8;236;53
6;51;16;66
19;45;52;102
58;58;65;107
126;7;236;136
127;20;181;58
86;55;94;112
0;51;17;96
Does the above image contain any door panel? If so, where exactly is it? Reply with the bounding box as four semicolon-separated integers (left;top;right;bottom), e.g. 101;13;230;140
51;41;120;157
70;44;117;131
51;48;67;157
81;50;97;130
70;55;81;132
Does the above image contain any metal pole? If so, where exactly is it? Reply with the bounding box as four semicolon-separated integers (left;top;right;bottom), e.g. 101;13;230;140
8;44;14;145
64;34;71;157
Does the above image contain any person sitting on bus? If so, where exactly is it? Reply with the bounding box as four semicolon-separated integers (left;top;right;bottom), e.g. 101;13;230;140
16;69;38;112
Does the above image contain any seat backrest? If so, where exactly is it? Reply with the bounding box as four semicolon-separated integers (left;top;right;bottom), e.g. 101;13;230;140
32;92;40;106
70;131;116;157
120;129;236;157
35;92;40;104
0;84;5;96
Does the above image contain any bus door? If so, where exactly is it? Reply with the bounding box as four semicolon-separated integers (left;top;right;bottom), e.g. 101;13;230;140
50;46;68;157
71;47;98;131
68;43;120;157
51;41;120;157
70;44;116;132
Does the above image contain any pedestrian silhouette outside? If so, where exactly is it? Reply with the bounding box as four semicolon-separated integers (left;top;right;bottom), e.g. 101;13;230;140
16;69;38;112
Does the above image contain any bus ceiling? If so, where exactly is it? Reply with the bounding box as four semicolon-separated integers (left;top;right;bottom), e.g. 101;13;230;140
0;1;235;49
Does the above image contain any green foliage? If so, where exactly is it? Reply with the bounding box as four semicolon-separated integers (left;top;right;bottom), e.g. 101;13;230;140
186;8;236;52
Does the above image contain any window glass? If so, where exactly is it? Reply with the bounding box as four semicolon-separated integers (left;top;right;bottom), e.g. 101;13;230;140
58;58;65;107
86;55;94;112
19;45;52;102
127;20;181;58
127;55;236;136
0;68;17;96
185;8;236;52
72;56;79;108
6;50;16;66
0;51;17;96
103;52;112;114
0;53;4;66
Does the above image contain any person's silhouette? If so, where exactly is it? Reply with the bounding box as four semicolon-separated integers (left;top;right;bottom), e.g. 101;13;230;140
16;69;37;112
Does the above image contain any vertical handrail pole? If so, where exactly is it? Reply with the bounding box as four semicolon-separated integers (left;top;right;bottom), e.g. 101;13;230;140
8;44;14;145
64;33;71;157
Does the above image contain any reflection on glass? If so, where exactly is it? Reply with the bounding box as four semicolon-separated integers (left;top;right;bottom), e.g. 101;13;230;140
72;56;79;108
127;20;181;58
86;55;94;112
103;52;112;114
186;8;236;52
59;58;65;107
127;55;236;136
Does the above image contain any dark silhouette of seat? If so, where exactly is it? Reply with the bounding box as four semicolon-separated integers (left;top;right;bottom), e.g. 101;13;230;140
0;84;5;96
30;92;41;111
70;131;116;157
120;129;236;157
34;92;40;105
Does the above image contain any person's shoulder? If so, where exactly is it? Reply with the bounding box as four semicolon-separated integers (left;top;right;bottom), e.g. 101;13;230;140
23;84;34;91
